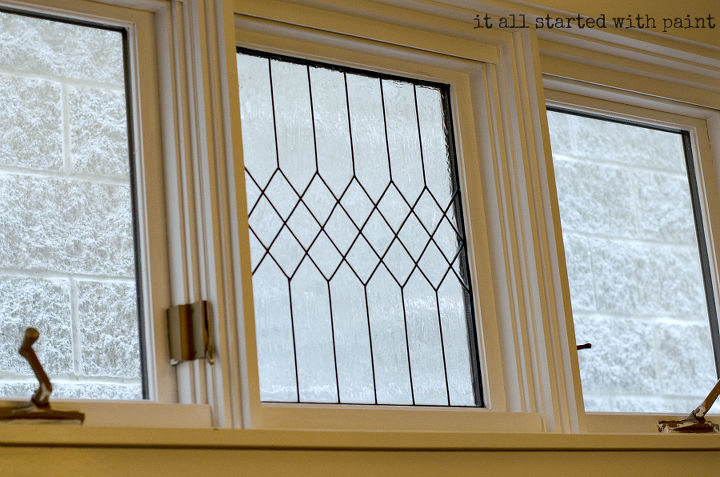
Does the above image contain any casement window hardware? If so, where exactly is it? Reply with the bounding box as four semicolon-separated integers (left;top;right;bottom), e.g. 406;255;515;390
658;379;720;433
167;301;215;365
0;328;84;423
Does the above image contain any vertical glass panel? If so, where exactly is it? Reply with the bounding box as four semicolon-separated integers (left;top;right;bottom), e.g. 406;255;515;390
438;275;476;405
254;260;297;402
548;109;718;413
0;11;142;399
236;55;276;188
382;80;424;203
291;260;338;403
404;271;447;405
416;86;454;206
270;60;315;192
346;74;389;202
367;266;412;404
310;67;352;196
238;49;482;406
331;264;375;403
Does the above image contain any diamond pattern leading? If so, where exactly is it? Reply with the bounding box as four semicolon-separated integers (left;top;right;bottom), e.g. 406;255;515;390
238;48;483;407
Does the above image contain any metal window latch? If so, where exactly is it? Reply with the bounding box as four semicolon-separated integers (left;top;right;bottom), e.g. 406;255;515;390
167;300;215;365
658;379;720;433
0;328;84;423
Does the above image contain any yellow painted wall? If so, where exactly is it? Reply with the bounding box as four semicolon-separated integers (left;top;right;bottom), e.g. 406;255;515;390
529;0;720;47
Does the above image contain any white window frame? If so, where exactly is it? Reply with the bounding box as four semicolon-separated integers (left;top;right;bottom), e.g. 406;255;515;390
228;0;566;432
0;0;219;427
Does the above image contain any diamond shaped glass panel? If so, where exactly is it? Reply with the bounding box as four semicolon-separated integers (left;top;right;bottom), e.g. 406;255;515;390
418;241;449;289
324;206;358;254
414;190;443;233
287;202;320;249
383;239;414;285
303;175;336;225
345;236;379;283
377;185;411;232
308;231;342;279
362;210;394;256
397;213;430;260
340;180;374;227
265;171;299;220
269;226;305;276
248;196;283;247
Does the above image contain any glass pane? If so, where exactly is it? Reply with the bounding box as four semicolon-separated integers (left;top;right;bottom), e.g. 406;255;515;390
0;11;142;399
548;109;717;413
238;49;482;406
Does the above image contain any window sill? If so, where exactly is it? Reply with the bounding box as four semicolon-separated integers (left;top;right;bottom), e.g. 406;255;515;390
2;426;720;450
0;401;212;428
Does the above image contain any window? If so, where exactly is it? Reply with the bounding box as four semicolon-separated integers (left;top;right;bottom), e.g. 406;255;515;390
0;0;203;427
548;108;719;413
231;2;547;432
0;9;144;400
237;49;482;407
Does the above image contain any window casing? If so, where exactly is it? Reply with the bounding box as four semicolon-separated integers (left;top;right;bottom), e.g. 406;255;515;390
231;2;555;432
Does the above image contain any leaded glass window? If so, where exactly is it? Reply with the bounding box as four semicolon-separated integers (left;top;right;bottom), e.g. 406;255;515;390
237;49;482;406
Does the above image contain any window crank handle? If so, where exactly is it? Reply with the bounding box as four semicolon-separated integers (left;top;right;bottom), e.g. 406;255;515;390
18;328;53;408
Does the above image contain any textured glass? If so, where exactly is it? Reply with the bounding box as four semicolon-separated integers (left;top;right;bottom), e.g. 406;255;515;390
548;110;717;413
238;50;482;406
0;12;142;399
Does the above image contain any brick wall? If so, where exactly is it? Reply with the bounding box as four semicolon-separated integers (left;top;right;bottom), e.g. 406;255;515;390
0;12;141;399
548;110;717;413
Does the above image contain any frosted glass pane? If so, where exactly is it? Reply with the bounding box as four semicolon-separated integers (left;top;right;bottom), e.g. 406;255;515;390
346;74;389;201
237;55;276;188
367;266;412;404
0;11;142;400
272;60;315;192
254;259;297;402
310;67;352;196
548;110;718;413
331;264;374;403
239;50;482;406
383;80;424;203
292;260;337;402
405;272;447;405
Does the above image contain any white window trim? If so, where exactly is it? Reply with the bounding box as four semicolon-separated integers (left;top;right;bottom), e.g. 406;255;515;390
229;0;568;432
